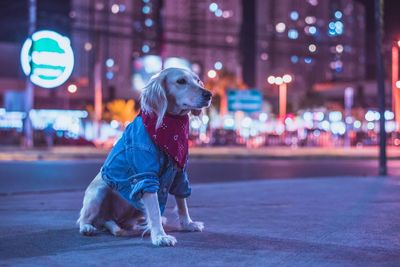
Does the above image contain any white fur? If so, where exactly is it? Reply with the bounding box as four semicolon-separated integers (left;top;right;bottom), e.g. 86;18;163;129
141;67;212;128
140;72;168;128
77;68;210;246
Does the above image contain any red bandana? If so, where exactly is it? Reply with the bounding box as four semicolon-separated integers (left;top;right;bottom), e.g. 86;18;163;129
141;111;189;169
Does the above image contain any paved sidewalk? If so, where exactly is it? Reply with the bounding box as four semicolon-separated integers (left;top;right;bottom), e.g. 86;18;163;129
1;177;400;266
0;146;400;161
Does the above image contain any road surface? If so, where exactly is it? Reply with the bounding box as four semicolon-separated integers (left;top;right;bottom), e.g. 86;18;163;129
0;158;399;194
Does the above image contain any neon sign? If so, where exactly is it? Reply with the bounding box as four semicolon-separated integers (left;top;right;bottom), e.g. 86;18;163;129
20;30;74;88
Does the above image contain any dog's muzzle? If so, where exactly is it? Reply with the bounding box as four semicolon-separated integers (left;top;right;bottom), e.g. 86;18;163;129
202;90;212;102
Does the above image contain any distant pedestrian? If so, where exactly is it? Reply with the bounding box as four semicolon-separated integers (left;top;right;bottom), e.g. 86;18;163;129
44;123;55;148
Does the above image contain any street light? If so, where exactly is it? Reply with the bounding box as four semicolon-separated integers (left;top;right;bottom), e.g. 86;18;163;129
67;84;77;94
66;84;78;110
267;74;293;119
392;40;400;131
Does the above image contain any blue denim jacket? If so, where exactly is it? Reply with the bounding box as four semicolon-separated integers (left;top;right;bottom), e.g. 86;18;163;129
101;116;191;215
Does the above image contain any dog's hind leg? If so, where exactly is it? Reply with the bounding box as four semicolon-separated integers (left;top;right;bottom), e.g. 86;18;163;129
77;173;109;236
105;220;144;237
104;220;124;236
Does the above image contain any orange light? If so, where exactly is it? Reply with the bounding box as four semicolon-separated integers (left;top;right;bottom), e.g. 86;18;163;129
279;83;287;119
393;44;400;129
398;40;400;47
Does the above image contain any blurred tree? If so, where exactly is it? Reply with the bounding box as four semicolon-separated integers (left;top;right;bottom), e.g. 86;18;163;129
106;99;139;128
85;104;109;121
204;70;247;116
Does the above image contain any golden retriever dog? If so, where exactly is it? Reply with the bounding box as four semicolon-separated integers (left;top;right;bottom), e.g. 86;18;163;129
77;68;212;246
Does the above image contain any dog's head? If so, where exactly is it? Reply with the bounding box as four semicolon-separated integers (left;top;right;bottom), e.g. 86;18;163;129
141;68;212;128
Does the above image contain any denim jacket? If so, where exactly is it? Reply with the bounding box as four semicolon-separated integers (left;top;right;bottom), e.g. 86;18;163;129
101;116;191;215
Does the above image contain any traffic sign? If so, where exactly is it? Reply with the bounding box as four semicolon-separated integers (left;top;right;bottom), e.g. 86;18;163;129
227;89;262;113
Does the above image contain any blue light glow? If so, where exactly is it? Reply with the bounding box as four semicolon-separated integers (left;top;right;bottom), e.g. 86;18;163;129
142;44;150;53
209;3;218;12
144;18;153;27
290;55;299;63
119;4;126;12
106;71;114;80
334;11;343;19
214;61;223;70
215;9;223;17
328;21;344;36
288;29;299;39
335;21;343;29
142;5;151;14
304;57;312;64
290;11;299;21
309;26;317;35
105;58;114;68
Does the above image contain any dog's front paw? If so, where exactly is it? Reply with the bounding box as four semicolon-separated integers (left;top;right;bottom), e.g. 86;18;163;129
151;233;177;247
79;224;96;236
180;220;204;232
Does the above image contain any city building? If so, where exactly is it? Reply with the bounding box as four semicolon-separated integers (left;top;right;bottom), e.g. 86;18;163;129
161;0;242;80
255;0;366;110
71;0;138;102
0;0;367;112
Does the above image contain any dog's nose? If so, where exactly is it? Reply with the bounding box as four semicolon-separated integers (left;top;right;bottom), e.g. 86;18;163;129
202;90;212;99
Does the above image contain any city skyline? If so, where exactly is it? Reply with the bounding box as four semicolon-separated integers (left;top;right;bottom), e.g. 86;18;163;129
0;0;398;115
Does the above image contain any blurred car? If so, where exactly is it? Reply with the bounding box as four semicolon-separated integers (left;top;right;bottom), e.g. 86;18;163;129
210;129;239;146
55;135;96;147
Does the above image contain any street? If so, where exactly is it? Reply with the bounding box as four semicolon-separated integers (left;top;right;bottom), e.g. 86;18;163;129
0;176;399;266
1;0;400;265
0;158;400;194
1;158;400;266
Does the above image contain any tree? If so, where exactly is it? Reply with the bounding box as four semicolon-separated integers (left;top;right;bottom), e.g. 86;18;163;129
204;70;247;116
106;99;139;128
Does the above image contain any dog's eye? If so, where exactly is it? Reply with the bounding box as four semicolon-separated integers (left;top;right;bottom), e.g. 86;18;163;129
176;79;187;85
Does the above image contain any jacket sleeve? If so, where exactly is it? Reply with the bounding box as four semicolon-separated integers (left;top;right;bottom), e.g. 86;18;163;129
126;145;161;201
169;168;192;198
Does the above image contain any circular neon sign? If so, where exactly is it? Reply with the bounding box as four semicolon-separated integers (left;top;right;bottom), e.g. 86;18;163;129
20;30;74;88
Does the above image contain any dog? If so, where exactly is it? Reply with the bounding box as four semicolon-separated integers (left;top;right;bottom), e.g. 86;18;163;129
77;68;212;246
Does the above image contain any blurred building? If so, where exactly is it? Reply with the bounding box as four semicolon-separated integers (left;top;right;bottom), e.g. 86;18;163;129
256;0;366;109
161;0;242;79
0;0;72;109
71;0;147;102
0;0;367;112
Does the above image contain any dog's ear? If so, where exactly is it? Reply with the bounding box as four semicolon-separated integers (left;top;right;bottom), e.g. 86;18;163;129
191;109;202;116
141;72;168;128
